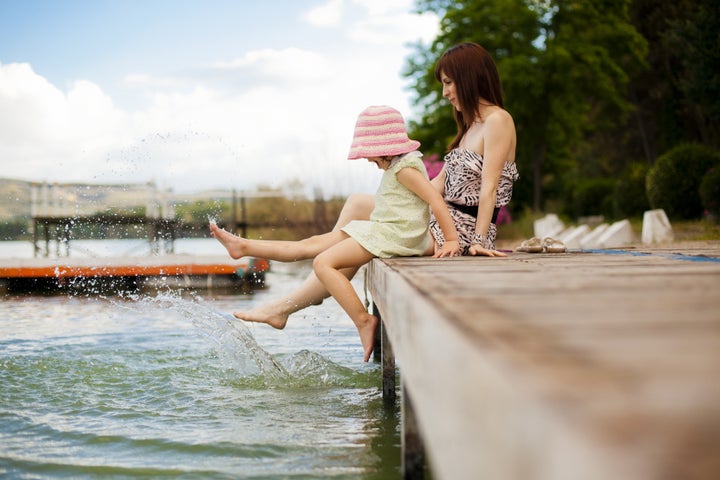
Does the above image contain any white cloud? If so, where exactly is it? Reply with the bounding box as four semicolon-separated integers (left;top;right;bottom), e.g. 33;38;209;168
0;5;440;197
122;73;184;90
0;62;130;178
348;11;439;45
304;0;345;27
303;0;438;46
0;59;381;195
351;0;416;16
210;47;333;84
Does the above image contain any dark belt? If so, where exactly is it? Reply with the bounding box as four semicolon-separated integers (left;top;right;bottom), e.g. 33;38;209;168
447;202;500;223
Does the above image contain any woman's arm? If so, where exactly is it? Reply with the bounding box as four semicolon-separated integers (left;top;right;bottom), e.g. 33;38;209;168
468;109;516;256
430;164;446;194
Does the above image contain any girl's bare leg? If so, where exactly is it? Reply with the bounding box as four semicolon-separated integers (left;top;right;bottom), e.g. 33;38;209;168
233;267;359;329
229;194;376;327
210;222;347;262
313;240;377;362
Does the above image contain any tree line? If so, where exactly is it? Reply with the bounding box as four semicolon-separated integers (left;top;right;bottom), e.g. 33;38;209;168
404;0;719;220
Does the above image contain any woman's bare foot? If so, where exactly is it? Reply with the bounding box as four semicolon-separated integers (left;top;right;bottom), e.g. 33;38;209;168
209;222;247;259
233;300;293;329
356;313;379;362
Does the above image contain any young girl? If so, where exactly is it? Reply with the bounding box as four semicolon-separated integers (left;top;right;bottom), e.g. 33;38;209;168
211;105;460;361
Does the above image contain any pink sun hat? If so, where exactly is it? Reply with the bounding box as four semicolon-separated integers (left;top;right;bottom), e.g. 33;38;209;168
347;105;421;160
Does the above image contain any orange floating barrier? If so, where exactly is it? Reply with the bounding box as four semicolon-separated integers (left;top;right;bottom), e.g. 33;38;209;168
0;255;269;293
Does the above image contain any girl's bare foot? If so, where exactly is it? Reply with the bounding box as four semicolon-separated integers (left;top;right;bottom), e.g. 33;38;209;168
233;301;293;330
209;222;247;259
356;313;379;362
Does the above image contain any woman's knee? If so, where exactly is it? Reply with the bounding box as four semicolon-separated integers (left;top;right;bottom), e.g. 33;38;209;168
334;194;374;230
299;231;342;258
346;193;374;213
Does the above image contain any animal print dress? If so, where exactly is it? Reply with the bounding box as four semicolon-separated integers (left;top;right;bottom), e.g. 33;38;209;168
429;148;519;253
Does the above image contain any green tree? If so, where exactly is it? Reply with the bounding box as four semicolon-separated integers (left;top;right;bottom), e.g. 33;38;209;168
406;0;647;213
406;0;540;195
629;0;719;159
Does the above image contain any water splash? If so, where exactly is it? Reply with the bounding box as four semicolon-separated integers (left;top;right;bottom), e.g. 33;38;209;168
114;292;288;381
109;291;377;388
279;349;374;388
186;299;289;381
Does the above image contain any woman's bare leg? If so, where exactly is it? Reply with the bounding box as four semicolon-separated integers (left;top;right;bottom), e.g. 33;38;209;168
313;240;377;362
230;194;375;327
233;267;359;329
210;222;347;262
332;194;375;231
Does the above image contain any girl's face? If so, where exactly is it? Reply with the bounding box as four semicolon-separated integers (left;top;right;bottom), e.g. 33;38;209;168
440;71;460;111
367;156;391;170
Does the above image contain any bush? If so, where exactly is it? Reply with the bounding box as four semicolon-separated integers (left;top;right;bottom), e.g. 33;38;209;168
700;166;720;217
613;162;650;217
646;143;720;219
569;178;616;219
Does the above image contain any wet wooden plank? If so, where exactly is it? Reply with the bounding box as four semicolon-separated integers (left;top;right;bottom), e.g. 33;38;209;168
367;246;720;480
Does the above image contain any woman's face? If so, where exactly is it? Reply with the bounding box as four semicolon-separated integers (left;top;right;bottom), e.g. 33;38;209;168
440;72;460;111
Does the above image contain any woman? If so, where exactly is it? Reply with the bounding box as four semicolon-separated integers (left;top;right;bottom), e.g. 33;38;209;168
232;42;518;329
430;42;519;255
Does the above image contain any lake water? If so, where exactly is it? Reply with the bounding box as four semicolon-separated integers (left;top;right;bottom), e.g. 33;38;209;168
0;239;401;479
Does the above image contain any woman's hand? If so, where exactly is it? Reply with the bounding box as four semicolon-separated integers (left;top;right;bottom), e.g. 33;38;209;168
468;244;507;257
434;240;459;258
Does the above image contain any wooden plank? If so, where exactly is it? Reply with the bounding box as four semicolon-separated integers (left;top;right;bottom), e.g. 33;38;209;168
367;247;720;480
401;382;426;479
378;309;397;406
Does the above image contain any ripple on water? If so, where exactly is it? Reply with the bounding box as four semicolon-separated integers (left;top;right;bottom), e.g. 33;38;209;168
1;288;395;478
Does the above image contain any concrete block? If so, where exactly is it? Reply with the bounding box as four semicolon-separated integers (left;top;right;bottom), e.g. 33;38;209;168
555;227;575;241
534;214;565;239
597;219;634;248
559;225;590;249
578;215;605;226
579;224;609;249
642;209;674;244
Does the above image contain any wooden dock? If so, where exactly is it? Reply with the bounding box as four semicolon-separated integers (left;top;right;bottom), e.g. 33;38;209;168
0;255;269;293
367;243;720;480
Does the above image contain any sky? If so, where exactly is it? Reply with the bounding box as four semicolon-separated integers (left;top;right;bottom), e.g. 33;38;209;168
0;0;439;197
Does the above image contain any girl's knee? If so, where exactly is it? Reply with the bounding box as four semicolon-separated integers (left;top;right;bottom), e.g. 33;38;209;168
314;249;345;276
312;252;329;274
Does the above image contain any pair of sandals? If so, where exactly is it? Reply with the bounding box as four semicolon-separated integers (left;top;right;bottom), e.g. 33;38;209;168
516;237;567;253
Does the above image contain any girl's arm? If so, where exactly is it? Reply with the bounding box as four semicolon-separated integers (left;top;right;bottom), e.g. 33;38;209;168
396;167;459;258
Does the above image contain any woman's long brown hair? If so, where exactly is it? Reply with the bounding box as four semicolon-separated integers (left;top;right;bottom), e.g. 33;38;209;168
434;43;504;151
